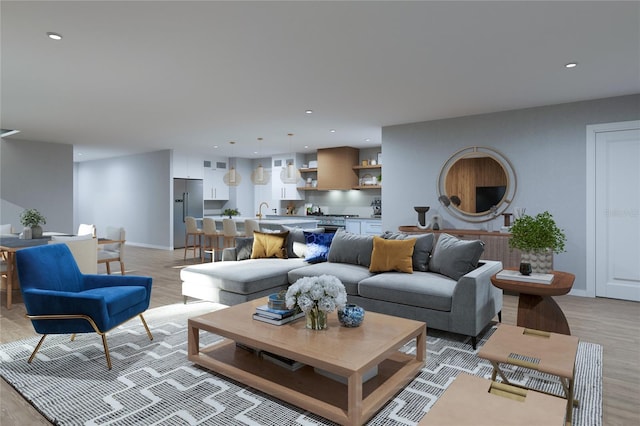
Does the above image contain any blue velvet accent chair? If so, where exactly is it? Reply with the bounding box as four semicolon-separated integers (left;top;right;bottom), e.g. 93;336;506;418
16;243;153;369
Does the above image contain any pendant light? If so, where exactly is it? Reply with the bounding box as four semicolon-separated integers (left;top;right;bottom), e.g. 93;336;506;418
224;141;241;186
280;133;301;184
251;137;270;185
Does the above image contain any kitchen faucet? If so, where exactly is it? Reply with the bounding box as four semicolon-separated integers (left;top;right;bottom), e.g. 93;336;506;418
257;202;269;219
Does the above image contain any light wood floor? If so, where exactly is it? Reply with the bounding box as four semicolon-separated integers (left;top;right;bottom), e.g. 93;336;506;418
1;246;639;425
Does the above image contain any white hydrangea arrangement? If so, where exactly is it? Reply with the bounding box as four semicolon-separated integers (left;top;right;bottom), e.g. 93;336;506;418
285;275;347;329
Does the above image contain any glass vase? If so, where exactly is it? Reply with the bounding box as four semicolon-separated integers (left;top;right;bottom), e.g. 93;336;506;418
305;307;327;330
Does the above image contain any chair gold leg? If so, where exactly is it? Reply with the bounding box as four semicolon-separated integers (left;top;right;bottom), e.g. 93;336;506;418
139;314;153;341
28;335;47;364
119;261;125;275
101;334;112;370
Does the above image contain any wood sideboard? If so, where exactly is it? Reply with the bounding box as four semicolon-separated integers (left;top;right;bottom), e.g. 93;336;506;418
398;227;522;268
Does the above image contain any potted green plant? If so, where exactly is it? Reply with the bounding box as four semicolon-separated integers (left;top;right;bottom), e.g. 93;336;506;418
508;211;566;273
19;208;47;239
222;208;240;218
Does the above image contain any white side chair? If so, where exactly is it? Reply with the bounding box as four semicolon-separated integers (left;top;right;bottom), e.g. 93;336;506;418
222;219;244;249
77;223;96;237
202;218;223;262
244;219;261;237
49;235;98;274
184;217;203;260
98;226;126;274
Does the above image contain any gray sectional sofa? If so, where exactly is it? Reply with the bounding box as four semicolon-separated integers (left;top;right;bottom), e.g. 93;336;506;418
180;228;503;348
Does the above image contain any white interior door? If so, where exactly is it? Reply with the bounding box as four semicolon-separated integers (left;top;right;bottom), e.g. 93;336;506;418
592;125;640;301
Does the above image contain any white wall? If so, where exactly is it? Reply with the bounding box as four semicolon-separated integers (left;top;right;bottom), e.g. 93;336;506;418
382;94;640;294
76;150;172;249
0;139;74;232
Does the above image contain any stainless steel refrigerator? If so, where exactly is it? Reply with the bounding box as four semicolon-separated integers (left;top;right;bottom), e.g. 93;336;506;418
174;178;203;249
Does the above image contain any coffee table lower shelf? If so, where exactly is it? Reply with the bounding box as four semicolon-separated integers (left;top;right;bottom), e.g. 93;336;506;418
189;338;424;425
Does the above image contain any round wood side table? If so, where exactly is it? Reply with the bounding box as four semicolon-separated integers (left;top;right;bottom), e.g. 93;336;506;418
491;269;575;335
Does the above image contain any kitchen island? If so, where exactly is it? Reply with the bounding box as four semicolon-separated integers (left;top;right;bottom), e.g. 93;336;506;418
202;216;319;233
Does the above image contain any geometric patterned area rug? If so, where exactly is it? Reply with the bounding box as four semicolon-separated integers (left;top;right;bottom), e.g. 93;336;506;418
0;303;602;426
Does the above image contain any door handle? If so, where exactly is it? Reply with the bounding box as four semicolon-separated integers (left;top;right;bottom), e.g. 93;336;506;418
183;192;188;222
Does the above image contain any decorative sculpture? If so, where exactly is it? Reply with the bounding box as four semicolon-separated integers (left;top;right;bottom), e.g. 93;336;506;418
414;206;430;229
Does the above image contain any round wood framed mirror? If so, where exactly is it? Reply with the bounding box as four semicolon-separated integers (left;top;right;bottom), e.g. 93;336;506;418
437;147;516;223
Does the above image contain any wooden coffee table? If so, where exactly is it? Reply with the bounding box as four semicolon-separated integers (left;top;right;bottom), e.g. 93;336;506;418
188;298;426;425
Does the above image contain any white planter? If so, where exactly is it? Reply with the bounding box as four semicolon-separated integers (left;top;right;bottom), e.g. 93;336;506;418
521;249;553;274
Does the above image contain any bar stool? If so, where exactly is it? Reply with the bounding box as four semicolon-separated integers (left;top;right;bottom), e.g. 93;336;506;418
184;216;203;260
244;219;261;237
222;218;244;249
202;218;223;262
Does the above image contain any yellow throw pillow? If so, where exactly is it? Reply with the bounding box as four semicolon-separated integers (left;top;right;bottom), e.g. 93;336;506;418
251;231;289;259
369;236;415;273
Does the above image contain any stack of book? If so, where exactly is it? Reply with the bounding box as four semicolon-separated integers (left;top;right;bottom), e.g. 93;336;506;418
235;343;305;371
252;304;305;325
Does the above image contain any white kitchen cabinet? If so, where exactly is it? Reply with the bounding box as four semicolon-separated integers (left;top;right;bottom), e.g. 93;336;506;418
203;158;229;200
345;219;382;236
362;220;382;236
173;150;204;179
345;220;361;234
272;154;304;200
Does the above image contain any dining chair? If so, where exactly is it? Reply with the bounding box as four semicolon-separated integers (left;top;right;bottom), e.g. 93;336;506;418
222;218;244;249
16;243;153;370
244;219;261;237
184;217;203;260
98;226;126;274
77;223;97;237
0;257;8;304
202;218;223;262
49;235;98;274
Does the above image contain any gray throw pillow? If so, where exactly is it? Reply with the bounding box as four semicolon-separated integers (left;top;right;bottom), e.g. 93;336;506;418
429;233;484;280
283;226;324;258
382;231;434;272
235;237;254;261
327;229;374;267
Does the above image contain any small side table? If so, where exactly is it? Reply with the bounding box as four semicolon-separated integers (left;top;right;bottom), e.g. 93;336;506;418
418;373;567;425
478;324;580;426
491;269;574;335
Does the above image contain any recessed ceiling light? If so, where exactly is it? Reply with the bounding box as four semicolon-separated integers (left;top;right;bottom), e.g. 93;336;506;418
213;145;219;149
365;138;371;142
305;109;313;114
47;32;63;40
329;129;336;133
565;62;577;69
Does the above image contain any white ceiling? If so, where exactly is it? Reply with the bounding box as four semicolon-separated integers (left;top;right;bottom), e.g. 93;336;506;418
2;1;639;162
